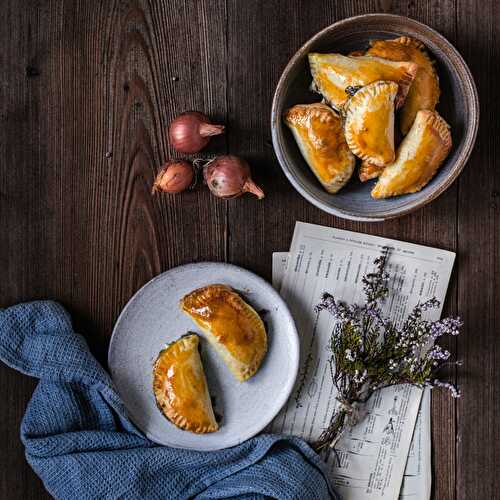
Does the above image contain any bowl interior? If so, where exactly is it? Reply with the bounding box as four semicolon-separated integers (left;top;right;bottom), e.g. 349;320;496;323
272;15;478;221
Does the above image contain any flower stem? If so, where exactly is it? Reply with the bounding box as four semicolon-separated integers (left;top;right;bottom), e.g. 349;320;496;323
313;407;348;452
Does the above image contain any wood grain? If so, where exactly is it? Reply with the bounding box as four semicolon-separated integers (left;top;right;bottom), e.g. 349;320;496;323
0;0;496;499
0;0;227;498
455;0;500;498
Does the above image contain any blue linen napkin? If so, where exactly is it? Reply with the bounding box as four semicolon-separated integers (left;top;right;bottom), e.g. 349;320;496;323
0;300;337;500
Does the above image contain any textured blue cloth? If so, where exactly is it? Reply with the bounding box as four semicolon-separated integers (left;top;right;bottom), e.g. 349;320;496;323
0;300;336;500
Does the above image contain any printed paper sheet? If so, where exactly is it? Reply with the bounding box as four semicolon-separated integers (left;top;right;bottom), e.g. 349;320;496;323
271;222;454;500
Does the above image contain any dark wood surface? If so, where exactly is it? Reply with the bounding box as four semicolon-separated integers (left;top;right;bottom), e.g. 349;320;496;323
0;1;497;499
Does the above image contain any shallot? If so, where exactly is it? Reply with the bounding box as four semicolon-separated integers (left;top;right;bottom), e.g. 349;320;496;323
202;155;264;199
152;160;194;194
169;111;224;153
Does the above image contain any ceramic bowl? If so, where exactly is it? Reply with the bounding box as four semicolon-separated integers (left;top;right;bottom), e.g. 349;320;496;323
271;14;479;221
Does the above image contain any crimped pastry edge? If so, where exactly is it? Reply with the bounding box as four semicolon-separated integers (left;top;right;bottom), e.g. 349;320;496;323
394;62;418;108
418;110;452;150
359;160;385;182
285;102;341;125
390;35;426;50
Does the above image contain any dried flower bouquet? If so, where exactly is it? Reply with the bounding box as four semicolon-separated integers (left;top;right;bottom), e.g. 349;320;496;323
313;248;461;451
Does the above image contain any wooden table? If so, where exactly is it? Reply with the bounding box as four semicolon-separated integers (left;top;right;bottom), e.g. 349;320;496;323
0;1;497;498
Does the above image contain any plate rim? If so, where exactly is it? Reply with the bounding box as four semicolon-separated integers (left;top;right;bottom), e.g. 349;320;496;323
271;13;479;222
108;261;300;451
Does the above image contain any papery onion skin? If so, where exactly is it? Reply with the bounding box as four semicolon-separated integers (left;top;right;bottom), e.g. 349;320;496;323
152;160;194;194
203;155;265;199
169;111;225;154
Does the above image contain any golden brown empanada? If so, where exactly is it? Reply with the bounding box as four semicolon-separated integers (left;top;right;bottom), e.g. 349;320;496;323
367;37;440;135
308;53;418;109
344;81;399;167
181;285;267;382
153;334;218;434
371;110;452;198
359;160;385;182
285;103;355;193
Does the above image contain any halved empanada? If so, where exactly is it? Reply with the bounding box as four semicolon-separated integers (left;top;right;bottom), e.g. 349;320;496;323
285;103;355;193
372;110;452;198
153;334;218;434
308;53;417;109
367;37;440;135
181;285;267;382
344;81;399;167
359;160;385;182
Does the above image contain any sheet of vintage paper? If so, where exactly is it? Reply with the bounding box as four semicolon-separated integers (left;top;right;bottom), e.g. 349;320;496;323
273;251;431;499
398;388;432;499
271;222;454;500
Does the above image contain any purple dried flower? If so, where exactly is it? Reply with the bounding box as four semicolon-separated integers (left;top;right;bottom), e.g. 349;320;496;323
361;248;390;304
353;369;367;384
429;317;463;339
315;293;356;327
388;359;398;370
427;346;451;361
315;293;342;317
345;349;356;362
433;379;460;398
420;297;441;311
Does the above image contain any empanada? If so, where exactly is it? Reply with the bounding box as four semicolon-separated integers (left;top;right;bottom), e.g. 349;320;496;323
359;160;385;182
153;334;218;434
285;103;355;193
308;53;418;109
344;81;399;167
367;37;440;134
181;285;267;382
372;110;452;198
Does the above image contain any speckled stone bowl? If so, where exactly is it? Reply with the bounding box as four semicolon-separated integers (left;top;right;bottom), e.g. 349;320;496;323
271;14;479;221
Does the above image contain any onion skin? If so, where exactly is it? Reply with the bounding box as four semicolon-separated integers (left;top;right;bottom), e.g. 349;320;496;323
152;160;194;194
203;155;265;199
169;111;225;154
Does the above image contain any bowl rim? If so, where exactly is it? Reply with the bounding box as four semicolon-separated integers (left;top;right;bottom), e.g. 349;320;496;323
271;13;479;221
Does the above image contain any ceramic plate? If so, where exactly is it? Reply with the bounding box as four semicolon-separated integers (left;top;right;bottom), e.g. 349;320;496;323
108;262;299;451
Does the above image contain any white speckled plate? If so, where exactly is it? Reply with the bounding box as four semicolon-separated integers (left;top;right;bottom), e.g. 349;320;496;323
108;262;299;451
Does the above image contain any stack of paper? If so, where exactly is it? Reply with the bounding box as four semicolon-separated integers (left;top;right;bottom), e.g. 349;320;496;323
271;222;455;500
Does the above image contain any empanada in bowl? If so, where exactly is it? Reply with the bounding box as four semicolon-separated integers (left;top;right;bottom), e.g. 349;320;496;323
285;103;355;193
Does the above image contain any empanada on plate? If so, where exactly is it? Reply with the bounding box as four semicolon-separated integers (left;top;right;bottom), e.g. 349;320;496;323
308;53;418;109
367;37;440;135
181;285;267;382
372;110;452;199
285;103;355;193
359;160;385;182
153;334;218;434
344;81;399;167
